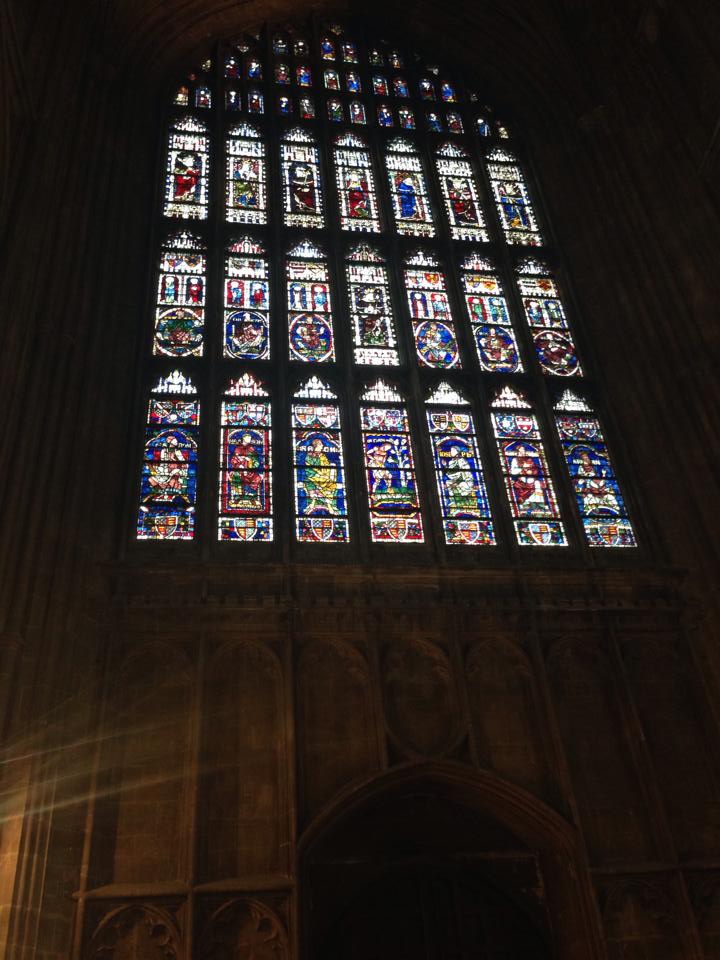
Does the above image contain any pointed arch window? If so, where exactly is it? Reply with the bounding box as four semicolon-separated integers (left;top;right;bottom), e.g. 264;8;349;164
133;21;641;554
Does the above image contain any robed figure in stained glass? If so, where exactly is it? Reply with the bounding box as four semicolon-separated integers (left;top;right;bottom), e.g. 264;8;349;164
498;181;530;229
173;153;202;201
296;434;343;515
507;441;552;514
397;175;420;219
446;178;478;225
289;162;318;214
345;170;370;219
227;429;267;511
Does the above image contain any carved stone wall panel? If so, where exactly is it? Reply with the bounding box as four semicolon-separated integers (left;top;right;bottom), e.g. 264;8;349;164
87;904;183;960
95;643;193;885
199;897;288;960
600;880;687;960
297;640;378;825
621;637;720;860
202;641;286;879
381;640;461;759
689;874;720;960
546;639;657;864
466;639;551;800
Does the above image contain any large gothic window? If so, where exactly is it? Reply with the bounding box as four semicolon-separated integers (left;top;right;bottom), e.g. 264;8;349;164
135;19;639;553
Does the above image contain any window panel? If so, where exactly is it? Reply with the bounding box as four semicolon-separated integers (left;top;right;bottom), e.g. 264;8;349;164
224;238;270;359
281;129;325;228
286;241;336;362
333;133;382;233
555;391;636;547
360;381;424;543
434;142;488;241
516;258;582;377
385;139;435;237
137;371;199;540
163;116;209;220
486;147;542;246
225;122;267;224
460;252;522;373
426;383;495;545
491;386;567;546
153;232;205;357
403;251;461;368
292;378;350;542
346;243;400;365
218;374;273;541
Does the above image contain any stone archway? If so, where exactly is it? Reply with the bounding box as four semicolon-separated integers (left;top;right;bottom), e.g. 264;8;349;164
299;762;605;960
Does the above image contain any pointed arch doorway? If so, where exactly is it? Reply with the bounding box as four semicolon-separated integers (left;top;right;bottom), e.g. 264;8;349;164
299;763;604;960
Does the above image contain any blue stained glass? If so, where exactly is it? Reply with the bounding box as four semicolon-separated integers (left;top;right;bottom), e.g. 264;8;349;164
427;404;495;545
404;259;461;368
460;256;522;372
218;388;273;542
293;397;350;542
517;266;582;377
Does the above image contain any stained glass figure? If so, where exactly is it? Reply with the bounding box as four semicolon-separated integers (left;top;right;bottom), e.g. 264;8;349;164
137;371;199;540
324;69;340;91
278;96;293;115
247;59;262;79
385;139;436;237
334;133;382;233
224;57;239;77
399;109;415;130
491;385;567;545
360;381;424;542
218;374;273;541
275;62;290;84
248;90;264;114
300;98;316;120
294;39;309;57
440;82;457;102
350;101;367;124
427;112;443;132
516;259;581;377
226;89;241;111
476;117;491;137
554;391;636;546
426;384;495;545
460;252;522;373
224;239;270;360
377;104;394;127
225;123;266;224
327;99;344;122
193;87;209;109
346;244;400;365
281;128;324;228
342;41;358;62
447;111;464;134
163;116;209;220
368;48;383;65
320;36;336;59
390;50;403;68
393;77;409;98
497;122;510;139
372;76;388;96
297;63;314;88
346;71;361;93
435;142;488;241
286;240;336;362
273;35;287;54
419;78;435;100
153;232;206;357
486;147;542;246
403;251;461;368
293;378;350;542
174;85;189;106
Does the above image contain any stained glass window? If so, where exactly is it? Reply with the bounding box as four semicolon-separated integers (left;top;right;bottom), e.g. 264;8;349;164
385;139;435;237
224;238;270;360
139;21;638;555
226;122;266;224
403;251;461;368
434;142;488;241
486;147;542;246
333;133;382;233
516;258;582;377
153;232;205;357
292;378;350;542
554;391;636;547
218;374;273;541
137;371;199;540
360;381;424;543
346;244;400;365
460;252;522;373
491;385;567;546
163;116;209;219
426;384;495;545
281;128;324;228
286;240;336;362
